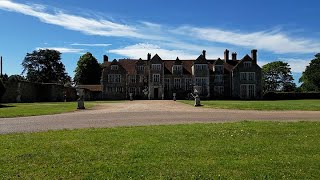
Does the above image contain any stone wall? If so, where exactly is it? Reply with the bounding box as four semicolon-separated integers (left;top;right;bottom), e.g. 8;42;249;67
1;81;77;103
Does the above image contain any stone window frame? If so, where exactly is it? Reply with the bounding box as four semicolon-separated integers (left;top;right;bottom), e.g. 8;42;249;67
129;87;136;95
128;75;136;83
214;86;224;96
195;64;207;71
240;84;256;98
111;65;119;70
137;65;144;71
153;74;160;83
214;75;223;83
172;65;183;74
164;78;170;91
214;65;224;73
243;61;252;68
152;64;161;70
185;78;193;91
174;78;182;89
108;74;121;83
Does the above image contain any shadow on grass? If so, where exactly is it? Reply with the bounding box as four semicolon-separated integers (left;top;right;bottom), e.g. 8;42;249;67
0;104;16;108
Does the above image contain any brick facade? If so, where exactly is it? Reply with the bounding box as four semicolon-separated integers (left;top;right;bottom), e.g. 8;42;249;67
101;49;262;100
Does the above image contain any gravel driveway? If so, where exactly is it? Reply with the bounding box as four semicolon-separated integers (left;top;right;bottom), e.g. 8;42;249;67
1;100;320;134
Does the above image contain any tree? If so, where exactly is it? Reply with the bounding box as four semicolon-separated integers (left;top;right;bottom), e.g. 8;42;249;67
74;52;102;85
22;49;71;84
262;61;295;92
0;78;5;102
8;74;25;82
299;54;320;92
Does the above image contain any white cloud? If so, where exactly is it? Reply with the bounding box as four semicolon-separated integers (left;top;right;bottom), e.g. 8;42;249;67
37;47;84;53
1;0;319;55
174;26;320;54
70;43;112;47
109;43;199;59
259;58;310;73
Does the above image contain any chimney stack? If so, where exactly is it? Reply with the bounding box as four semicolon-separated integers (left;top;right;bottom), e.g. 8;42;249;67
147;53;151;60
0;56;2;77
232;52;237;60
103;55;109;63
224;49;229;61
202;50;206;59
251;49;257;64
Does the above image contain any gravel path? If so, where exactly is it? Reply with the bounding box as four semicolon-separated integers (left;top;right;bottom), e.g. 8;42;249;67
1;100;320;134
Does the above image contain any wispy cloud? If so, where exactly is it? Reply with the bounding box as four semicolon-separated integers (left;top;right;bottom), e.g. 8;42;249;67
173;26;320;54
1;0;319;55
109;43;198;59
37;47;84;54
70;43;112;47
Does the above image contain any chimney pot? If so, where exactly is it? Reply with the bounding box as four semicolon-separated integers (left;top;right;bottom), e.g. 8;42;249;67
103;55;108;63
232;52;237;60
224;49;229;61
147;53;151;60
202;50;206;59
251;49;257;63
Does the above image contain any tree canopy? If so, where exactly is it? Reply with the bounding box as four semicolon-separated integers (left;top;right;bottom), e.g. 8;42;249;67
74;52;102;85
0;78;5;102
299;53;320;92
262;61;295;92
22;49;71;84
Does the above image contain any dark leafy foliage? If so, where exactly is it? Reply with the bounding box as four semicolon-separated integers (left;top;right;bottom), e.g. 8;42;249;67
0;78;5;102
262;61;295;92
74;52;102;85
22;49;71;84
299;54;320;92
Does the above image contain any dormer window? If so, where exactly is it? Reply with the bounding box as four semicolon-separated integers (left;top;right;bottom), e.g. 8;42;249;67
173;65;182;74
152;64;161;70
195;64;207;71
214;65;224;73
244;61;252;68
111;65;118;70
137;65;144;71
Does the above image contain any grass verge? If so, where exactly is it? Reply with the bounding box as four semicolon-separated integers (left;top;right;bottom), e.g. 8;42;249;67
0;121;320;179
0;101;121;118
180;99;320;111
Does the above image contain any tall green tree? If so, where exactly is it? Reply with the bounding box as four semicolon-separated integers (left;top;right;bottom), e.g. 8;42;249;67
262;61;295;92
22;49;71;84
299;53;320;91
74;52;102;85
0;78;5;102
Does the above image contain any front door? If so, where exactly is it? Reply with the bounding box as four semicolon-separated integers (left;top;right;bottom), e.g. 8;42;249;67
154;88;159;99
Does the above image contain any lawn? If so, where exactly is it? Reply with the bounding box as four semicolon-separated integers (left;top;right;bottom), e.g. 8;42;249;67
0;101;120;118
0;121;319;179
180;99;320;111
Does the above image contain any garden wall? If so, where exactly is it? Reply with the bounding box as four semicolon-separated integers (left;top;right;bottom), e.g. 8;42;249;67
1;81;77;103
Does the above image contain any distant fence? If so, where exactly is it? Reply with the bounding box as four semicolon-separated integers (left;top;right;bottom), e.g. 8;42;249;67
263;92;320;100
1;80;77;103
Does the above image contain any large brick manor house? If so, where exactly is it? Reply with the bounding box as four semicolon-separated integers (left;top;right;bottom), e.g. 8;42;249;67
100;49;262;100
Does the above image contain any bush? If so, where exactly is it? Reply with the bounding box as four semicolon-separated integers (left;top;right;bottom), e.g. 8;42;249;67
263;92;320;100
0;78;6;102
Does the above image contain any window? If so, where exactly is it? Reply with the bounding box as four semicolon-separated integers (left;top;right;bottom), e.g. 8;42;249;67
129;87;136;95
240;72;247;81
185;78;193;91
116;87;123;93
139;75;144;83
244;61;252;68
195;64;207;71
240;84;255;98
195;77;208;86
173;65;183;74
164;78;170;91
152;64;161;70
111;65;118;70
108;74;121;83
215;65;224;73
174;78;181;89
240;72;255;81
129;75;136;83
153;74;160;83
214;86;224;96
214;75;223;83
248;72;255;81
137;65;144;71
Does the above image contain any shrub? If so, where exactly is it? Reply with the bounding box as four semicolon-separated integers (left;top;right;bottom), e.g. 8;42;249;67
0;78;6;102
263;92;320;100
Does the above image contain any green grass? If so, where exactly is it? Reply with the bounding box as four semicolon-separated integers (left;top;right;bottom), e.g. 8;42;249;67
0;121;320;179
180;99;320;111
0;101;121;118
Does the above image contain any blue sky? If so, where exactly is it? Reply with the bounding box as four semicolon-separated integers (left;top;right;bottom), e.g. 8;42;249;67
0;0;319;85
